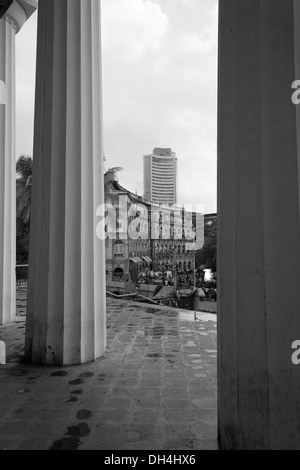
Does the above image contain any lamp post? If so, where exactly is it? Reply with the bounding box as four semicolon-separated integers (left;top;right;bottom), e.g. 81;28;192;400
172;245;177;287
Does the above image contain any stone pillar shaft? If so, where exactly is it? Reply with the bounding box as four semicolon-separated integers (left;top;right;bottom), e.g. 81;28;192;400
0;16;16;325
25;0;106;366
218;0;300;449
0;1;37;325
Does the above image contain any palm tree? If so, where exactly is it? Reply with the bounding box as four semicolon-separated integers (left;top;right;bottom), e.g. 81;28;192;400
16;155;33;186
16;155;33;264
104;167;123;195
16;155;32;225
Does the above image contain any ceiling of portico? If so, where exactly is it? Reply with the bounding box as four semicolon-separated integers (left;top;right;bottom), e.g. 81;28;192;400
17;0;37;19
0;0;13;20
0;0;37;22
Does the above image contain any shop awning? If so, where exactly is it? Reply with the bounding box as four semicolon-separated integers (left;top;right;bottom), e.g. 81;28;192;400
130;257;143;264
143;256;152;264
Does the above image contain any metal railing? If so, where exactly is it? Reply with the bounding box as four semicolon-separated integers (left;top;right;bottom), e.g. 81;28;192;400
106;291;138;301
106;291;160;305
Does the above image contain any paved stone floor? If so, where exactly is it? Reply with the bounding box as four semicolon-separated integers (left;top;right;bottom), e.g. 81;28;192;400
0;287;218;450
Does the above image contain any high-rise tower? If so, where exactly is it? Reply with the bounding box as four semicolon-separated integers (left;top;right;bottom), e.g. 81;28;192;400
143;148;178;205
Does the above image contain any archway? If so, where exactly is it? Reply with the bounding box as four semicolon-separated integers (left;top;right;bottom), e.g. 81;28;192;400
113;267;124;281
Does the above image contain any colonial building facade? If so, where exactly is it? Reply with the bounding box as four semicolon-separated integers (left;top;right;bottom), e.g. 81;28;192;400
105;178;198;284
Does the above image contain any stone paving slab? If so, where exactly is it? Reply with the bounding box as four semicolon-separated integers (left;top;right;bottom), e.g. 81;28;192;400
0;288;218;450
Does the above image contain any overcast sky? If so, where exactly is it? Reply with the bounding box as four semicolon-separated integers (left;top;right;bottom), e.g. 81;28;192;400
16;0;218;213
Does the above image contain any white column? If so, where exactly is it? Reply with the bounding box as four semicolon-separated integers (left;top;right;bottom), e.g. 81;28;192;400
25;0;106;366
0;0;36;325
218;0;300;449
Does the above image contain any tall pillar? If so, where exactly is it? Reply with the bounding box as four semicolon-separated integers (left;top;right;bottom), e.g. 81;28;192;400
0;0;36;325
218;0;300;449
25;0;106;366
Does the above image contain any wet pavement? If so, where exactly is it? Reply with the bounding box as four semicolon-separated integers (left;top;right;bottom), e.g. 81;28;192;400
197;301;217;313
0;287;218;450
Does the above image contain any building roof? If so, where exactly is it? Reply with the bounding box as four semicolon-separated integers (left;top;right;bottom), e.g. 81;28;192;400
107;174;217;219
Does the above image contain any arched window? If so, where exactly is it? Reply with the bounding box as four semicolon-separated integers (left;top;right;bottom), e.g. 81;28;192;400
186;228;191;239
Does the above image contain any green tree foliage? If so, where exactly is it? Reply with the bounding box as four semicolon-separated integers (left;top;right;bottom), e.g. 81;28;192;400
104;167;123;196
195;219;217;271
16;156;32;264
16;155;33;185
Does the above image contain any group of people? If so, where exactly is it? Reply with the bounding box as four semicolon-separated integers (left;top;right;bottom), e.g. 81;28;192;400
197;285;217;302
195;276;217;302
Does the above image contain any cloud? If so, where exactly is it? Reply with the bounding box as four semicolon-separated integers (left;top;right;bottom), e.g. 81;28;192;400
15;0;218;213
102;0;169;62
102;0;218;212
182;31;216;54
